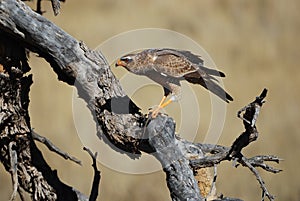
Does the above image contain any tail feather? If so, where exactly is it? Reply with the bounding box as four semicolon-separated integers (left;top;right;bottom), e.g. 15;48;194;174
184;76;233;103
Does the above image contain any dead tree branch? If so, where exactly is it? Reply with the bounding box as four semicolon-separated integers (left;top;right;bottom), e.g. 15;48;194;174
239;156;274;201
0;30;91;200
0;1;281;201
83;147;101;201
188;89;281;201
229;88;268;159
146;115;203;200
32;0;63;15
32;131;82;165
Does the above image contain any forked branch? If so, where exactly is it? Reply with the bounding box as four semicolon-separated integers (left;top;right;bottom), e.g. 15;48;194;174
0;1;281;201
188;89;281;201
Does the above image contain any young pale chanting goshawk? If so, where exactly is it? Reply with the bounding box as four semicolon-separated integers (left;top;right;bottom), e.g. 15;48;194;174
116;48;233;117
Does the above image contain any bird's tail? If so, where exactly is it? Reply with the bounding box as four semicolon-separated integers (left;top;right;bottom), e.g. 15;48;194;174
184;75;233;103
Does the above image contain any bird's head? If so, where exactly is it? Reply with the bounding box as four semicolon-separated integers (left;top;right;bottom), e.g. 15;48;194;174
115;54;135;71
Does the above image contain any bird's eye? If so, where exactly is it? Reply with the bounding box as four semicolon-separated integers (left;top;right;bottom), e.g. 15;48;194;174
120;56;133;63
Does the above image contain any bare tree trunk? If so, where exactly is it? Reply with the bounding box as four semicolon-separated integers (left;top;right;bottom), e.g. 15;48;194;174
0;32;88;200
0;1;281;201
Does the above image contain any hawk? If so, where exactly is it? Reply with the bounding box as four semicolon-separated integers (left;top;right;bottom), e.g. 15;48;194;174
116;48;233;117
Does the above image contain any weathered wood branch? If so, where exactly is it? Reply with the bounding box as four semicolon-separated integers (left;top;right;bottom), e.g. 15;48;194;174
32;131;82;165
83;147;101;201
146;115;203;200
228;88;268;159
0;31;91;200
0;1;281;201
188;89;281;201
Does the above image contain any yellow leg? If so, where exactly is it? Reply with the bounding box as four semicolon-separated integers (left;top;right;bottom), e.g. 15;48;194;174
151;97;173;118
158;96;167;107
160;99;173;109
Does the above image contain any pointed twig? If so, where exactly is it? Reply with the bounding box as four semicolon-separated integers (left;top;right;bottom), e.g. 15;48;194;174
247;155;283;173
50;0;61;16
83;147;101;201
239;156;275;201
32;131;82;165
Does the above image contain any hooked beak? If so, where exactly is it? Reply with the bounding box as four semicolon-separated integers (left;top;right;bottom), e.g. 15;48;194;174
115;59;126;67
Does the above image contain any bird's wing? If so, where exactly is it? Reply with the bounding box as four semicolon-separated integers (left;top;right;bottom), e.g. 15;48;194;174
160;49;204;65
154;48;225;77
149;49;199;78
153;48;203;63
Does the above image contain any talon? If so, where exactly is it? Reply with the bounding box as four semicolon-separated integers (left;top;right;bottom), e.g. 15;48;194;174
151;112;158;118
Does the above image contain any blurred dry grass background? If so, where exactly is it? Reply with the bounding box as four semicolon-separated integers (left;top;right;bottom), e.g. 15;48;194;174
1;0;299;200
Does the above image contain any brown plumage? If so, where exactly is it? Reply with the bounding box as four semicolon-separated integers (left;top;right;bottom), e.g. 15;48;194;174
116;48;233;116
